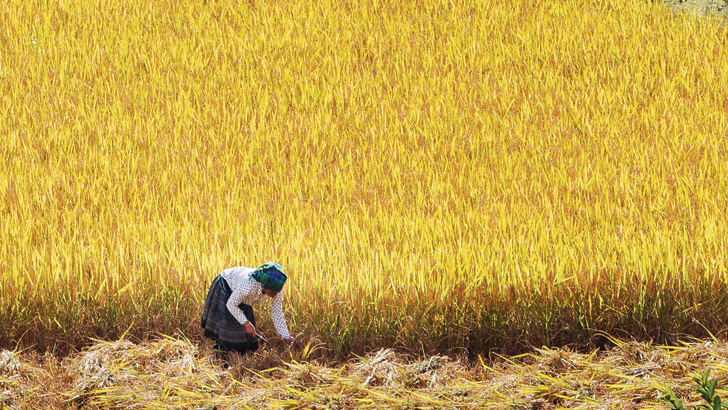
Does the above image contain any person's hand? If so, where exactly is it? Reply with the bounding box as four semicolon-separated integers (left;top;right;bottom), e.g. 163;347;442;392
243;321;256;338
285;337;301;348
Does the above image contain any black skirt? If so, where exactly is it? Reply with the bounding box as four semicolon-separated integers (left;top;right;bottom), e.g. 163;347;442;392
201;274;259;354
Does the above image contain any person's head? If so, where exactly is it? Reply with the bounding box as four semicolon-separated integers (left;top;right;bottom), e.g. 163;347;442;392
262;288;280;298
251;262;288;296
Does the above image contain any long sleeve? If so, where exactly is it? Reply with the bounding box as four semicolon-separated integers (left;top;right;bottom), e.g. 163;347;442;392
270;292;291;340
225;277;256;326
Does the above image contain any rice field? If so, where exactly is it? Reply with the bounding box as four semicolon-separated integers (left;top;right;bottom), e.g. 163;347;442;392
1;0;728;363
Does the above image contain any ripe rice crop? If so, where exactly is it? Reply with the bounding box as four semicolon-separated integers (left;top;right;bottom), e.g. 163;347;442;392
1;0;727;357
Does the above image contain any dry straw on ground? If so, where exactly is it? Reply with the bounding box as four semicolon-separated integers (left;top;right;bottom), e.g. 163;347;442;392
3;337;728;409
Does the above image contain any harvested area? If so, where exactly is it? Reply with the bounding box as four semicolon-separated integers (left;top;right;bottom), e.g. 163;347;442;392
2;337;727;409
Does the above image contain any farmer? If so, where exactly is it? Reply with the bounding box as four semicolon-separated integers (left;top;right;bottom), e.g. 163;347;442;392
201;262;299;354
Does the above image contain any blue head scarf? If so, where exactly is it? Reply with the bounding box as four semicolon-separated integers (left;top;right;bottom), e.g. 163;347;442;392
250;262;287;292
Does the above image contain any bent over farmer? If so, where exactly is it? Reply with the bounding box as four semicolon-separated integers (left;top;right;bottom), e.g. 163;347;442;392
201;262;299;354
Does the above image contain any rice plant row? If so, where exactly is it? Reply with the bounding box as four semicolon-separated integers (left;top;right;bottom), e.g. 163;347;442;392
1;0;727;357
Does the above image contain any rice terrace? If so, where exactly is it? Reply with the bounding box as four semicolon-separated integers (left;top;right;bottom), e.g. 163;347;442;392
1;0;728;408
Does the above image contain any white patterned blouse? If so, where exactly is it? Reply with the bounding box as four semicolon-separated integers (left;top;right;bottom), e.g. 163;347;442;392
220;266;291;340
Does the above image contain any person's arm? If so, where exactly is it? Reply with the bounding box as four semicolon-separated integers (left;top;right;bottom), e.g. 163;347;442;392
226;280;254;329
270;292;292;340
